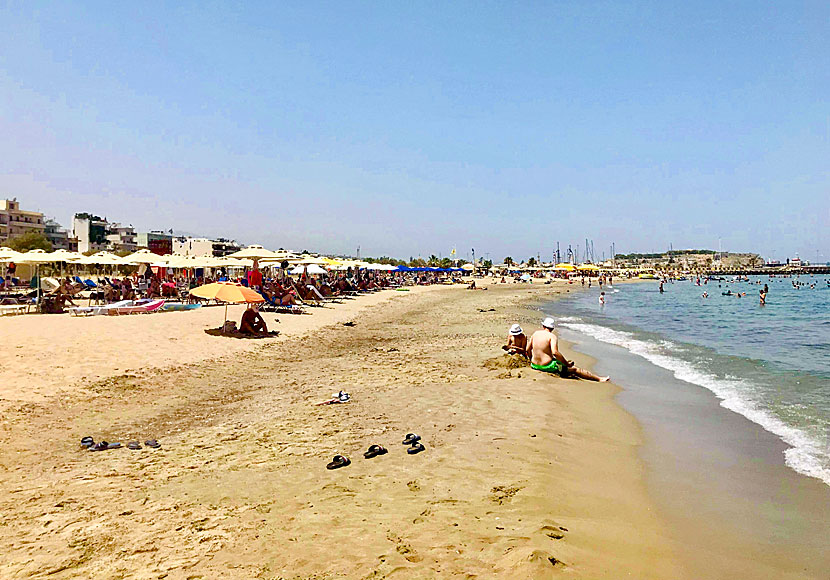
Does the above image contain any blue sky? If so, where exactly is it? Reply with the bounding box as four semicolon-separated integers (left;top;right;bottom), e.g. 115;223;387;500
1;1;828;262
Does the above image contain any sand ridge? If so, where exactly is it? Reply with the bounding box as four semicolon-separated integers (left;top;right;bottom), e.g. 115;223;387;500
0;281;682;579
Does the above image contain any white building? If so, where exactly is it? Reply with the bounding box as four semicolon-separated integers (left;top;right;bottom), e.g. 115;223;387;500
172;237;240;257
73;213;137;253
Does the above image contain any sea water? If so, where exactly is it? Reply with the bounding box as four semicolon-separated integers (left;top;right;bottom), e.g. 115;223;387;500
550;276;830;487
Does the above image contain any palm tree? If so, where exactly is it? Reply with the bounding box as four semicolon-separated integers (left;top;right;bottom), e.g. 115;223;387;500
427;254;439;267
504;257;513;266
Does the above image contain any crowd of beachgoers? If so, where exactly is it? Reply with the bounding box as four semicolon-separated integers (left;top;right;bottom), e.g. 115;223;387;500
0;258;468;320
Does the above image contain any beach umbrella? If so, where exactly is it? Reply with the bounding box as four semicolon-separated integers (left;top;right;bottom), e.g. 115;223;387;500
0;247;24;263
577;263;600;271
290;264;327;275
123;249;164;264
189;281;265;329
17;249;62;309
74;252;129;266
554;263;576;271
46;249;82;262
227;245;282;260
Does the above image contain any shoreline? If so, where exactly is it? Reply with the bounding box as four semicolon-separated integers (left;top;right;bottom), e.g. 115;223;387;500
0;280;681;578
549;287;830;579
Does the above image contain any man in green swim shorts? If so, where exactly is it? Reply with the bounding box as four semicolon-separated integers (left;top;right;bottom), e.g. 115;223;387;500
527;317;610;382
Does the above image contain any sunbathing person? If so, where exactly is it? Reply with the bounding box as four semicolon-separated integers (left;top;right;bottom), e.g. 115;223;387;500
240;305;268;335
502;324;528;356
527;317;609;382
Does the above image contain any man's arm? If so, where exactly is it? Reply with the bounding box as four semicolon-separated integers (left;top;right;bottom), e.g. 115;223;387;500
551;336;570;366
525;334;534;358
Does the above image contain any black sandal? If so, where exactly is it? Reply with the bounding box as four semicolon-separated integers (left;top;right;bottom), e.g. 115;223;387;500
326;455;351;469
127;441;142;450
89;441;109;452
407;442;426;455
363;444;388;459
402;433;421;445
144;439;161;449
80;436;94;448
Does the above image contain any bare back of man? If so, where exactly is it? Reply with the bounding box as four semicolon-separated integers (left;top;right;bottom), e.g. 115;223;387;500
528;323;609;382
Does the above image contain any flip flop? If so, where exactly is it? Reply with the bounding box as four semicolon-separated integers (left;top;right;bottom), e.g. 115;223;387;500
127;441;142;450
107;442;122;450
89;441;109;452
80;436;94;448
363;444;388;459
326;455;351;470
407;442;426;455
402;433;421;445
144;439;161;449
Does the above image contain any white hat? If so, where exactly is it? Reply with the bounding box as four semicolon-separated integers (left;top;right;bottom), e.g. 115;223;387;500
542;317;555;329
509;324;523;336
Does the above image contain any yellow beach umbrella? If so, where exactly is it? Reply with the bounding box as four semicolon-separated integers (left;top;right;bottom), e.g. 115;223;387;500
554;262;576;271
577;263;600;271
189;281;265;328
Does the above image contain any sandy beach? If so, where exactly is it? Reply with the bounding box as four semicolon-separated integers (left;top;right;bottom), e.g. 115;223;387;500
0;281;682;579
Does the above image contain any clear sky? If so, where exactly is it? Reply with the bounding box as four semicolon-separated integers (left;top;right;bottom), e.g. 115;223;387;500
1;2;828;263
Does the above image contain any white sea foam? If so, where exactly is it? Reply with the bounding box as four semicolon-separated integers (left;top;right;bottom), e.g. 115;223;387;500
561;320;830;487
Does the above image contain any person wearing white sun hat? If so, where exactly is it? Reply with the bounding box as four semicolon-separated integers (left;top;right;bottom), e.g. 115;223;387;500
502;323;528;356
528;317;610;382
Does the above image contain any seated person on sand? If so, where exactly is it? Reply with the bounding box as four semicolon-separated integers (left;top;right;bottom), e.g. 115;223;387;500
467;280;476;289
240;304;268;335
502;324;528;357
527;317;610;382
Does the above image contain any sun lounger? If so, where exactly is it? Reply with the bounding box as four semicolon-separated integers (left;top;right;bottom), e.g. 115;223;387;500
69;300;132;317
0;304;29;316
109;299;165;315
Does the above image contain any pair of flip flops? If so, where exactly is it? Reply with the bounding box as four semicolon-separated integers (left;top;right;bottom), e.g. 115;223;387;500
81;436;160;451
326;444;387;469
126;440;161;450
403;433;426;454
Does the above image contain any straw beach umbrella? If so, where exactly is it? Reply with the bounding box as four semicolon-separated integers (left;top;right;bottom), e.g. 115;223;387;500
189;281;265;329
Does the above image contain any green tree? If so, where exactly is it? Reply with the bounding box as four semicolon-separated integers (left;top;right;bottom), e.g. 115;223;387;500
409;257;426;267
482;259;493;270
504;257;513;266
527;257;537;267
440;257;452;268
6;232;52;252
427;254;439;266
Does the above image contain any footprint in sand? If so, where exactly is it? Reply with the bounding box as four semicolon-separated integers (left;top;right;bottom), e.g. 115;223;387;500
489;484;524;505
539;523;567;540
412;507;432;524
406;480;420;492
528;549;565;568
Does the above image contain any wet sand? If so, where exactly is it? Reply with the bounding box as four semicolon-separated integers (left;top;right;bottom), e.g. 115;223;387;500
0;281;681;578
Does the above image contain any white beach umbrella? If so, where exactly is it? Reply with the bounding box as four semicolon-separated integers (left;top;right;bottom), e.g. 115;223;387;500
290;264;327;275
123;249;164;264
227;245;282;260
47;249;82;262
0;247;24;262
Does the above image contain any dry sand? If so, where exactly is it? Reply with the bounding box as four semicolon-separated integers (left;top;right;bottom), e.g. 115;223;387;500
0;281;682;579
